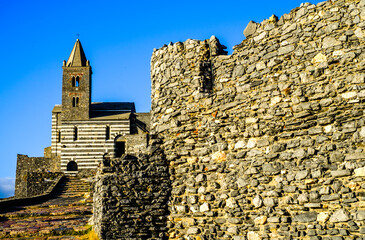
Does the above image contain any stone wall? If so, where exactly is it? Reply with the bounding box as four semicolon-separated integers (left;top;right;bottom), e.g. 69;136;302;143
149;0;365;239
24;172;63;197
93;147;170;239
15;154;60;198
126;113;151;155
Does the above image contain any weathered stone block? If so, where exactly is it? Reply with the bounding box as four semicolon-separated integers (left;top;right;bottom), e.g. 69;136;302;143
244;21;259;38
331;170;351;178
294;212;317;222
329;209;350;223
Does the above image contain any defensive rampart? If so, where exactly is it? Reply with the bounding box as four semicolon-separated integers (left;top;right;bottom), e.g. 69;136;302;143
150;0;365;238
94;0;365;239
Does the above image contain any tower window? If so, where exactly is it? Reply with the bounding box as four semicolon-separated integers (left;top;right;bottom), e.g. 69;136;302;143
106;126;110;140
72;76;80;87
72;97;80;107
74;127;78;141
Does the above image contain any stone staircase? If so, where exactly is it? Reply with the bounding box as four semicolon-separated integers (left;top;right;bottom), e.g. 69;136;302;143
52;176;91;198
0;176;94;239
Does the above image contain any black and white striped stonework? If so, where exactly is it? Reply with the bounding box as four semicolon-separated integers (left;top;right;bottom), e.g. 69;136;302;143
52;112;130;171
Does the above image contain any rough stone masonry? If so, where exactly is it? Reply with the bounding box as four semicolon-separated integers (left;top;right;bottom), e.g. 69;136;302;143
94;0;365;239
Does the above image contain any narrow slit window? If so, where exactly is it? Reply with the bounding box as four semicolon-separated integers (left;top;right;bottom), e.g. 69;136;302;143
76;97;79;106
74;127;78;141
106;126;110;140
72;97;76;107
57;131;61;143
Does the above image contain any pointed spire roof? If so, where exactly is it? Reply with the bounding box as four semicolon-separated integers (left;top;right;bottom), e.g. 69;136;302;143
66;39;88;67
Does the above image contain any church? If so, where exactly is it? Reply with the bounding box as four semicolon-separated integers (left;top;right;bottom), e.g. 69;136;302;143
51;39;150;173
15;39;150;197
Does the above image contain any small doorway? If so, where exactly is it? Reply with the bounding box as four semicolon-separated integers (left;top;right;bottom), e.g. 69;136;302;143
67;161;78;171
115;136;126;158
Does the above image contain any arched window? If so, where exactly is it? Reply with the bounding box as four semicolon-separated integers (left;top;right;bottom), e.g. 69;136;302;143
72;76;80;87
75;76;80;87
74;126;78;141
106;126;110;140
72;76;76;87
72;97;79;107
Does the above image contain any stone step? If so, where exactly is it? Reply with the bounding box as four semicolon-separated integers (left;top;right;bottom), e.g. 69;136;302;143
55;184;89;187
58;181;89;184
55;188;88;191
52;188;90;192
54;190;89;194
57;183;89;186
51;177;92;196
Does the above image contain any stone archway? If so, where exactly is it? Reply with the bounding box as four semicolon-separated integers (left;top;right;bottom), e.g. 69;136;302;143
67;161;78;171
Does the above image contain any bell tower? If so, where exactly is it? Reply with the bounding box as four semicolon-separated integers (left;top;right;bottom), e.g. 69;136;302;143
61;39;92;121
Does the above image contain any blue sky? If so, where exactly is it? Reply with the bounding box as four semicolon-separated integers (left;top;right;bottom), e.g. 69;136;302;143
0;0;322;198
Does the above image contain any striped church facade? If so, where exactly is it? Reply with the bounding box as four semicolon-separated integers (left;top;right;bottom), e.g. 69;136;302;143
49;39;150;174
51;107;133;171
